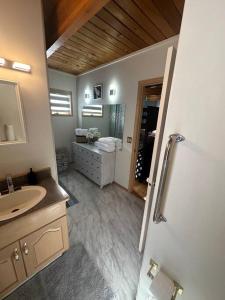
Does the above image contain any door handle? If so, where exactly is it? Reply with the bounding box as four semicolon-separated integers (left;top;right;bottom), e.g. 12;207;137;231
153;133;185;224
23;242;29;255
13;248;20;261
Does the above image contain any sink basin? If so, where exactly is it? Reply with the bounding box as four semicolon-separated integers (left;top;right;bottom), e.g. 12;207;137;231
0;186;46;221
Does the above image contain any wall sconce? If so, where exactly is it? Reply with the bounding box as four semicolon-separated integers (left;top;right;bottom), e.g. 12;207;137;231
84;90;91;104
109;88;116;96
0;57;31;73
84;93;90;99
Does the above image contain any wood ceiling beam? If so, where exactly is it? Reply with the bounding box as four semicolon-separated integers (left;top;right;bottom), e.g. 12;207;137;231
44;0;185;75
152;0;182;33
45;0;111;58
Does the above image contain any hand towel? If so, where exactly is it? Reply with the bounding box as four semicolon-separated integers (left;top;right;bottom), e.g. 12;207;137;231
95;141;115;152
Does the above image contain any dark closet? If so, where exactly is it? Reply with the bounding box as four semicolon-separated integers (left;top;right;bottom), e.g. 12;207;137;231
135;106;159;182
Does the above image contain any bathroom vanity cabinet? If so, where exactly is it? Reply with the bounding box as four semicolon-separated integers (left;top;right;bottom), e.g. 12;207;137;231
0;201;69;299
0;241;26;297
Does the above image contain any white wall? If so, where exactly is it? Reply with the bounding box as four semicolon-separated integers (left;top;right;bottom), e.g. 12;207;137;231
77;36;178;188
137;0;225;299
48;68;77;161
0;0;57;179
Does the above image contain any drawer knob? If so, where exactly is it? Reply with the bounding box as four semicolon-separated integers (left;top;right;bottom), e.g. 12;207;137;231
23;242;29;255
14;248;20;261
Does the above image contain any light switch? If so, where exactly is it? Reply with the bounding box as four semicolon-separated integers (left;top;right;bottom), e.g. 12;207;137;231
127;136;132;143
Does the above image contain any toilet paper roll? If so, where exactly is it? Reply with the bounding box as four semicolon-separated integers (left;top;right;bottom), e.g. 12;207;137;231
5;125;15;141
150;270;175;300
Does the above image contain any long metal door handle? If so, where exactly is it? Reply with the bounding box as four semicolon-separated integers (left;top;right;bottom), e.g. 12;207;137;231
153;133;185;224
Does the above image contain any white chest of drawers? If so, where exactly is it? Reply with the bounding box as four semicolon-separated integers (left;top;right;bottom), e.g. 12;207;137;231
72;142;115;188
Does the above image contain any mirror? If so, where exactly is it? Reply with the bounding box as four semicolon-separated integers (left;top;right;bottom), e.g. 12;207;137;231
81;104;125;139
0;80;26;145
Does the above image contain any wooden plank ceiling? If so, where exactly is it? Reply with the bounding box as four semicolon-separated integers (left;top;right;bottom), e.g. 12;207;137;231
44;0;185;75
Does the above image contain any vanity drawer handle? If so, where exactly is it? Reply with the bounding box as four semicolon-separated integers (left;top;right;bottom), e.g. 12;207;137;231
23;242;29;255
13;248;20;261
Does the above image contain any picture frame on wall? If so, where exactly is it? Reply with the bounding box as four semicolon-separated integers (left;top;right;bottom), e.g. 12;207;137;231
93;84;103;100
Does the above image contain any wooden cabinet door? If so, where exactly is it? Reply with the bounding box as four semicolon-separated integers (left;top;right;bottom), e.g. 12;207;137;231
0;241;26;298
20;216;69;276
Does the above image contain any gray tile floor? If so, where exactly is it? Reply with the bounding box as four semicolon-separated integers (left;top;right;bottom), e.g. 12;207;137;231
60;168;144;300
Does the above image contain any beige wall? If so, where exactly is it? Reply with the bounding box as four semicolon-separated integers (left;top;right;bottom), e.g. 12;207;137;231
48;68;77;161
0;0;57;179
77;36;179;188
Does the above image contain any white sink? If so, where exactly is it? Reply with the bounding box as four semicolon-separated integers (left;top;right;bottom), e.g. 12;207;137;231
0;186;46;221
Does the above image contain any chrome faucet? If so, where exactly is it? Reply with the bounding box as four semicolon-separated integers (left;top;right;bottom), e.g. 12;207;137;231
6;175;14;193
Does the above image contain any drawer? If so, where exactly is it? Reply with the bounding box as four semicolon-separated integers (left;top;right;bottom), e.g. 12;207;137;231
85;161;101;174
87;171;101;185
88;164;101;176
92;175;101;185
79;147;88;156
89;151;101;162
88;159;101;170
79;163;100;175
73;144;102;162
77;164;101;185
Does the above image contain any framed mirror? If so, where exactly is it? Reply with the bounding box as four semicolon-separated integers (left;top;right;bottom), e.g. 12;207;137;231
81;104;126;140
0;80;27;145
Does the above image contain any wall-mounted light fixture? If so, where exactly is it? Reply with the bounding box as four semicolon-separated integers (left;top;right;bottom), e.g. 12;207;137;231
0;57;31;73
109;88;116;96
84;93;90;99
108;81;119;103
84;87;91;104
12;62;31;72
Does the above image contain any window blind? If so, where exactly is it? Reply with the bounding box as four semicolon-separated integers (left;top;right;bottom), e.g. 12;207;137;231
50;89;72;116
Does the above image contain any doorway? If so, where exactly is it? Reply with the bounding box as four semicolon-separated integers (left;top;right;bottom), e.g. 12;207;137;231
129;78;163;199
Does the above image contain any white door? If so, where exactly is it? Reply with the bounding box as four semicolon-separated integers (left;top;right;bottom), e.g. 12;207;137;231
139;46;176;252
137;0;225;299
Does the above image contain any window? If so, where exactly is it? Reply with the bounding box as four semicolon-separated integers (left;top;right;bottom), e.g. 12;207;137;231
82;105;103;117
50;89;72;116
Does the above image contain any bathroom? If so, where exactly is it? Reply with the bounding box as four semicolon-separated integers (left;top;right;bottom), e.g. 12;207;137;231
0;0;182;298
2;1;225;300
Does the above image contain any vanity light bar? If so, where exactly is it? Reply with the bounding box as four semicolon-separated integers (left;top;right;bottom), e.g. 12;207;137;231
0;57;5;66
12;62;31;72
0;57;31;73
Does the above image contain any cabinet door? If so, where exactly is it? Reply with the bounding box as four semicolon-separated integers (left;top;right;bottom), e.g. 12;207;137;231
0;242;26;298
20;216;69;276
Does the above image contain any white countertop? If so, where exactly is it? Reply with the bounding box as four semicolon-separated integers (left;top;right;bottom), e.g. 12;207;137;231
72;142;111;155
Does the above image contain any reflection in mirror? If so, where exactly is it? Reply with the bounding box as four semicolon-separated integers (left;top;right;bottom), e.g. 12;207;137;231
81;104;125;139
0;80;26;145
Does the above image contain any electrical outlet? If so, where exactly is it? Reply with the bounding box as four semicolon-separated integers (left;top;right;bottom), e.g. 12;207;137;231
127;136;132;143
